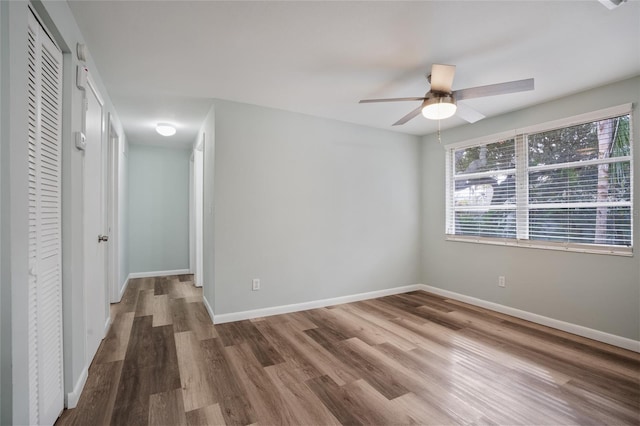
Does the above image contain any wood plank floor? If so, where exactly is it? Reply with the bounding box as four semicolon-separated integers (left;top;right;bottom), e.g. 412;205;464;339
57;275;640;425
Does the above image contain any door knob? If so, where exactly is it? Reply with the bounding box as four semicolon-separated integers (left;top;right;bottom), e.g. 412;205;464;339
98;235;109;243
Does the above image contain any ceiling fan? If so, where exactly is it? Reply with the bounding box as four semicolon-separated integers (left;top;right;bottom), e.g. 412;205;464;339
359;64;534;126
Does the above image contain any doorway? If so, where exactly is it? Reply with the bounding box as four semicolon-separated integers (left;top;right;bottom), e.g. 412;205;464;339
107;114;120;303
191;135;204;287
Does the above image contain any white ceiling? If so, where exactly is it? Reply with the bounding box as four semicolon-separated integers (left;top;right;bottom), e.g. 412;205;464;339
67;0;640;148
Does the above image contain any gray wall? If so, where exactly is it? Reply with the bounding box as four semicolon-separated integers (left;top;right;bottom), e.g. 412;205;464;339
422;76;640;341
128;144;190;274
211;100;421;315
0;2;5;422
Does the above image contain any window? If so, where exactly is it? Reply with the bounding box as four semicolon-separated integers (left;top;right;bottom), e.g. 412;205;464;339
445;104;633;255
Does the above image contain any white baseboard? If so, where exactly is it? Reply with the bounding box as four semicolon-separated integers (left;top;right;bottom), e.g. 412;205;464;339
104;315;112;337
210;281;638;352
420;284;640;353
203;295;215;323
118;275;130;301
213;284;423;324
127;269;190;279
66;367;88;409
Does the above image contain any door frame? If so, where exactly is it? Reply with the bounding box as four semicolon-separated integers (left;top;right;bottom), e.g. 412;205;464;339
107;114;120;303
189;153;195;275
190;135;204;287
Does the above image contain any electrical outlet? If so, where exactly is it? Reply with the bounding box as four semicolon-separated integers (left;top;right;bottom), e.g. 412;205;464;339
498;276;506;288
252;278;260;291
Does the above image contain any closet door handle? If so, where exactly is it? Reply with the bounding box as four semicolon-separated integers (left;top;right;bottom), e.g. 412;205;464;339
98;235;109;243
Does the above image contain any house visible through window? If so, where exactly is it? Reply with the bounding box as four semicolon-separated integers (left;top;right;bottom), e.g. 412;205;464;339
445;104;633;255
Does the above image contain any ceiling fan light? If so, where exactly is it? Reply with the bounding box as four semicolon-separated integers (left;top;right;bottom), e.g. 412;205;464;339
421;96;457;120
156;123;176;137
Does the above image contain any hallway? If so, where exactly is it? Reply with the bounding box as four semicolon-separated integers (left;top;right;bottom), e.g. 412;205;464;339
56;275;215;425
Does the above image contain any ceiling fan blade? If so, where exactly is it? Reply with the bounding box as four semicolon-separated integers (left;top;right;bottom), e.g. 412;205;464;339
430;64;456;93
456;103;485;123
392;105;424;126
359;97;425;103
454;78;534;101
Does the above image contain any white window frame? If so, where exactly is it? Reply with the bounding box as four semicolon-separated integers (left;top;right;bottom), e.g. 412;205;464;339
445;103;633;256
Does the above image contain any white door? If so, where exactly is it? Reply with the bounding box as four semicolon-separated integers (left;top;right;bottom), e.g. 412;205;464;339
83;78;108;364
26;9;64;425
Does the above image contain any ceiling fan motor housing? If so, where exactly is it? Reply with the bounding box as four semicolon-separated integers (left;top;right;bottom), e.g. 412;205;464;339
424;92;456;105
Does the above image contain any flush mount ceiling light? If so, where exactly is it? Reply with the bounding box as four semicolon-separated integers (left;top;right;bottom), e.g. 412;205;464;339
156;123;176;137
421;95;457;120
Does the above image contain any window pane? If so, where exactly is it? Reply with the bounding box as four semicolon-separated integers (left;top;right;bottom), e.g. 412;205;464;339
455;176;516;207
529;115;630;166
453;175;516;238
529;162;631;204
529;206;631;246
455;139;515;175
455;210;516;238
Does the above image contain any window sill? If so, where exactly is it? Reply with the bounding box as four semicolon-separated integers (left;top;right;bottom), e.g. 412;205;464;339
445;235;633;257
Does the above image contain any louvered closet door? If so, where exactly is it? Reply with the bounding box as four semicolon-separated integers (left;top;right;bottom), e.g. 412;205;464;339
27;10;64;426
